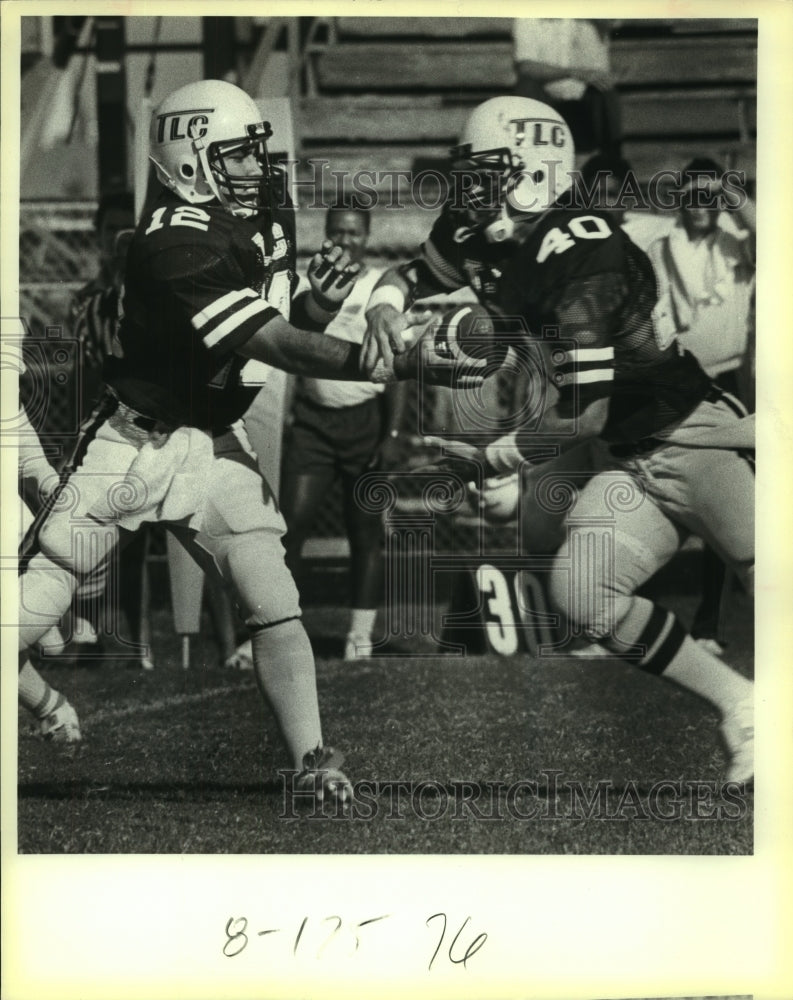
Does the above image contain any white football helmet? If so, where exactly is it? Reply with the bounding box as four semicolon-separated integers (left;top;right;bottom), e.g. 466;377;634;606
149;79;274;218
451;96;575;242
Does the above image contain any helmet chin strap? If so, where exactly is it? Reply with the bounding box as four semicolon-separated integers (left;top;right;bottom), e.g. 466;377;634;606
482;207;516;243
481;168;573;242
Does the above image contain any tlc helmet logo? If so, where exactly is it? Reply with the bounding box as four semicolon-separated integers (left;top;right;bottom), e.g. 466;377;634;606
156;107;214;143
510;117;567;149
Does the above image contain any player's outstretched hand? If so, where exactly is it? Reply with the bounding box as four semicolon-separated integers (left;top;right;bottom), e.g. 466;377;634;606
361;303;434;376
307;240;360;313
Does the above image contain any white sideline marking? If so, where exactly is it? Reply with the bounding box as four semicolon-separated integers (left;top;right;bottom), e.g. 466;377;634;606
85;682;255;726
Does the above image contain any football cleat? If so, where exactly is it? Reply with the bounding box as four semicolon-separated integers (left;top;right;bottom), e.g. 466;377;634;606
720;698;753;784
293;746;353;809
40;701;82;744
224;638;253;670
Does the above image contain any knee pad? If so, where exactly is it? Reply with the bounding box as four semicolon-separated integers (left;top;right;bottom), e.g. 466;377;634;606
19;553;79;650
212;530;301;629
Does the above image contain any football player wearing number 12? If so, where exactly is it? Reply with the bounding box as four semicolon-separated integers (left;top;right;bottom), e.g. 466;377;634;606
363;96;755;784
18;80;473;809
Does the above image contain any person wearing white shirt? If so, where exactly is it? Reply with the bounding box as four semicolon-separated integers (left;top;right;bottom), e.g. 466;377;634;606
647;158;756;652
280;206;408;660
512;18;621;155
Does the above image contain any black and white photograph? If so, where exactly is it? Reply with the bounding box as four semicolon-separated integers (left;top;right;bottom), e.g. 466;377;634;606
2;2;791;999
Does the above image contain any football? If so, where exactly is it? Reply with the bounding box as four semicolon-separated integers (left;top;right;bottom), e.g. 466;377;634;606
433;303;506;367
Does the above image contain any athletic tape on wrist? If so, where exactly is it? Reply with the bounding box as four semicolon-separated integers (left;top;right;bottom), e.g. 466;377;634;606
366;285;406;314
305;293;339;326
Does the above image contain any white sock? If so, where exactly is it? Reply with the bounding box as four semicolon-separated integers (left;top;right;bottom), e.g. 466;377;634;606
663;636;753;716
251;618;323;769
18;660;64;719
348;607;377;639
604;599;752;718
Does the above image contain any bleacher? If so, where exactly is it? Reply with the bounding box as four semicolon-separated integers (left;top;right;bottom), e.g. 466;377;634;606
293;16;757;254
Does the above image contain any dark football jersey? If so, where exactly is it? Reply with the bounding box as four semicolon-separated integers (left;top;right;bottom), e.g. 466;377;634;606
413;202;711;445
105;188;298;432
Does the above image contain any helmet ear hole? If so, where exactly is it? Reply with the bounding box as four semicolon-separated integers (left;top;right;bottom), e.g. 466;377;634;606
180;163;195;178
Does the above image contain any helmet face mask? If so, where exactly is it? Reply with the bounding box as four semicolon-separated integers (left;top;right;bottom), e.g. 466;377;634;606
202;121;273;217
450;145;523;241
149;80;275;218
451;97;575;242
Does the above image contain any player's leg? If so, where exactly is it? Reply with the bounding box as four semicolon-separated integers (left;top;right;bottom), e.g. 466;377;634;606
340;399;386;659
280;469;335;580
279;404;337;583
341;473;383;659
184;427;351;802
19;410;136;651
665;446;754;598
547;469;753;781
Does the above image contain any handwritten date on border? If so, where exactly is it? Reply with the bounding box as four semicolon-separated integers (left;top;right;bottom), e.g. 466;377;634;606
223;912;488;971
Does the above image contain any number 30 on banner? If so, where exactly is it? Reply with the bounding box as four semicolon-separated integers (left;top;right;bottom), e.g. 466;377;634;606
474;564;555;656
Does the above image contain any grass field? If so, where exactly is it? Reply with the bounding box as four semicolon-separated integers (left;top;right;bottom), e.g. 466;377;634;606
17;551;753;855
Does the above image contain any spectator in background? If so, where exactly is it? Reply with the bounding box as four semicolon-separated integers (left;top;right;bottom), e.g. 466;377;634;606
578;151;633;225
280;205;407;660
647;158;756;652
647;158;756;408
512;18;621;156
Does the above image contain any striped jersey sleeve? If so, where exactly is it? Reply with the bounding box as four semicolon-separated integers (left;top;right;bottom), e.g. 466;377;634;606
543;273;625;406
71;286;121;370
151;244;280;358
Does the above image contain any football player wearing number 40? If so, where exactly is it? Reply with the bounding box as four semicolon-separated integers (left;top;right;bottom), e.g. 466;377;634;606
362;96;755;785
18;79;473;810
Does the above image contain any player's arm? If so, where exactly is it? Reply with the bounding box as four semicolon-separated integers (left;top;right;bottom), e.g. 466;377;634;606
361;210;471;374
425;273;622;474
237;310;479;388
174;238;479;387
488;273;621;466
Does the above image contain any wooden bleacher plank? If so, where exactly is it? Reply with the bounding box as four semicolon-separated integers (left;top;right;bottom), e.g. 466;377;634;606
316;37;755;91
615;18;756;34
300;96;470;143
621;89;756;137
293;139;755;198
315;42;515;90
334;16;756;39
335;17;512;38
296;144;452;186
612;36;756;84
298;90;755;145
621;140;756;180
